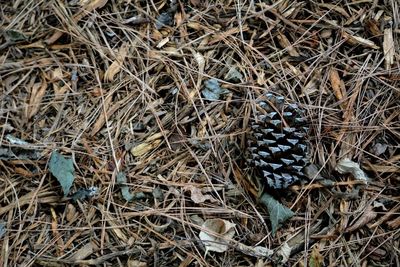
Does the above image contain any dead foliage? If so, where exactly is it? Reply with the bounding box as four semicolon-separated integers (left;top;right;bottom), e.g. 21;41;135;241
0;0;399;266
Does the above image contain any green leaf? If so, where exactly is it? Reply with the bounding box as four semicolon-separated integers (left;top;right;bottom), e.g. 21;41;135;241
259;192;294;234
49;151;75;196
5;29;27;42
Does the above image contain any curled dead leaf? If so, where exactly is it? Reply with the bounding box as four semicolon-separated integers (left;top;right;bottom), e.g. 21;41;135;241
185;185;217;204
104;42;129;82
199;218;236;253
336;158;369;182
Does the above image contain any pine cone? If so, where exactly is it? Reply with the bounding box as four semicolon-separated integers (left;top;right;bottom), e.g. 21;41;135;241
247;94;309;189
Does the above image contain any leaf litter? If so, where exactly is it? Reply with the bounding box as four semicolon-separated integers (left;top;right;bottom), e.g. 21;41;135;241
49;151;75;196
0;0;399;266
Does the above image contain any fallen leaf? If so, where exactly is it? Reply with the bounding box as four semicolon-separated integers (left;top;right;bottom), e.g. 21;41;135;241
309;245;324;267
27;79;47;119
336;158;369;182
329;69;344;101
202;78;230;100
277;32;299;57
383;27;395;70
225;66;243;83
185;185;217;204
156;37;170;48
365;19;382;36
104;42;129;82
275;242;291;264
190;215;205;226
301;70;321;96
199;218;236;253
236;243;273;258
48;68;64;81
193;52;205;74
130;139;162;157
345;204;377;232
49;151;75;196
68;242;94;261
82;0;108;10
4;29;27;42
66;204;77;222
116;172;133;202
259;192;294;234
342;31;379;49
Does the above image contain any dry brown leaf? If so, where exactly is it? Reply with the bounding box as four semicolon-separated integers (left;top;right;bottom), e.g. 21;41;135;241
187;21;204;31
365;19;382;36
68;242;95;261
104;42;129;82
345;205;377;232
66;204;77;223
185;185;217;204
90;95;113;136
131;139;162;157
387;216;400;229
27;79;47;119
383;27;395;70
342;31;379;49
82;0;108;11
277;32;299;57
48;68;64;81
370;205;400;228
329;69;345;101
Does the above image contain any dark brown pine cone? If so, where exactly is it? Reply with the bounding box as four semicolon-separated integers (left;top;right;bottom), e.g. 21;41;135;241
247;93;309;189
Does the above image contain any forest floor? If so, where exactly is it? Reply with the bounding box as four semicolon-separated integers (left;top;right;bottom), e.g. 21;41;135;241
1;1;399;266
